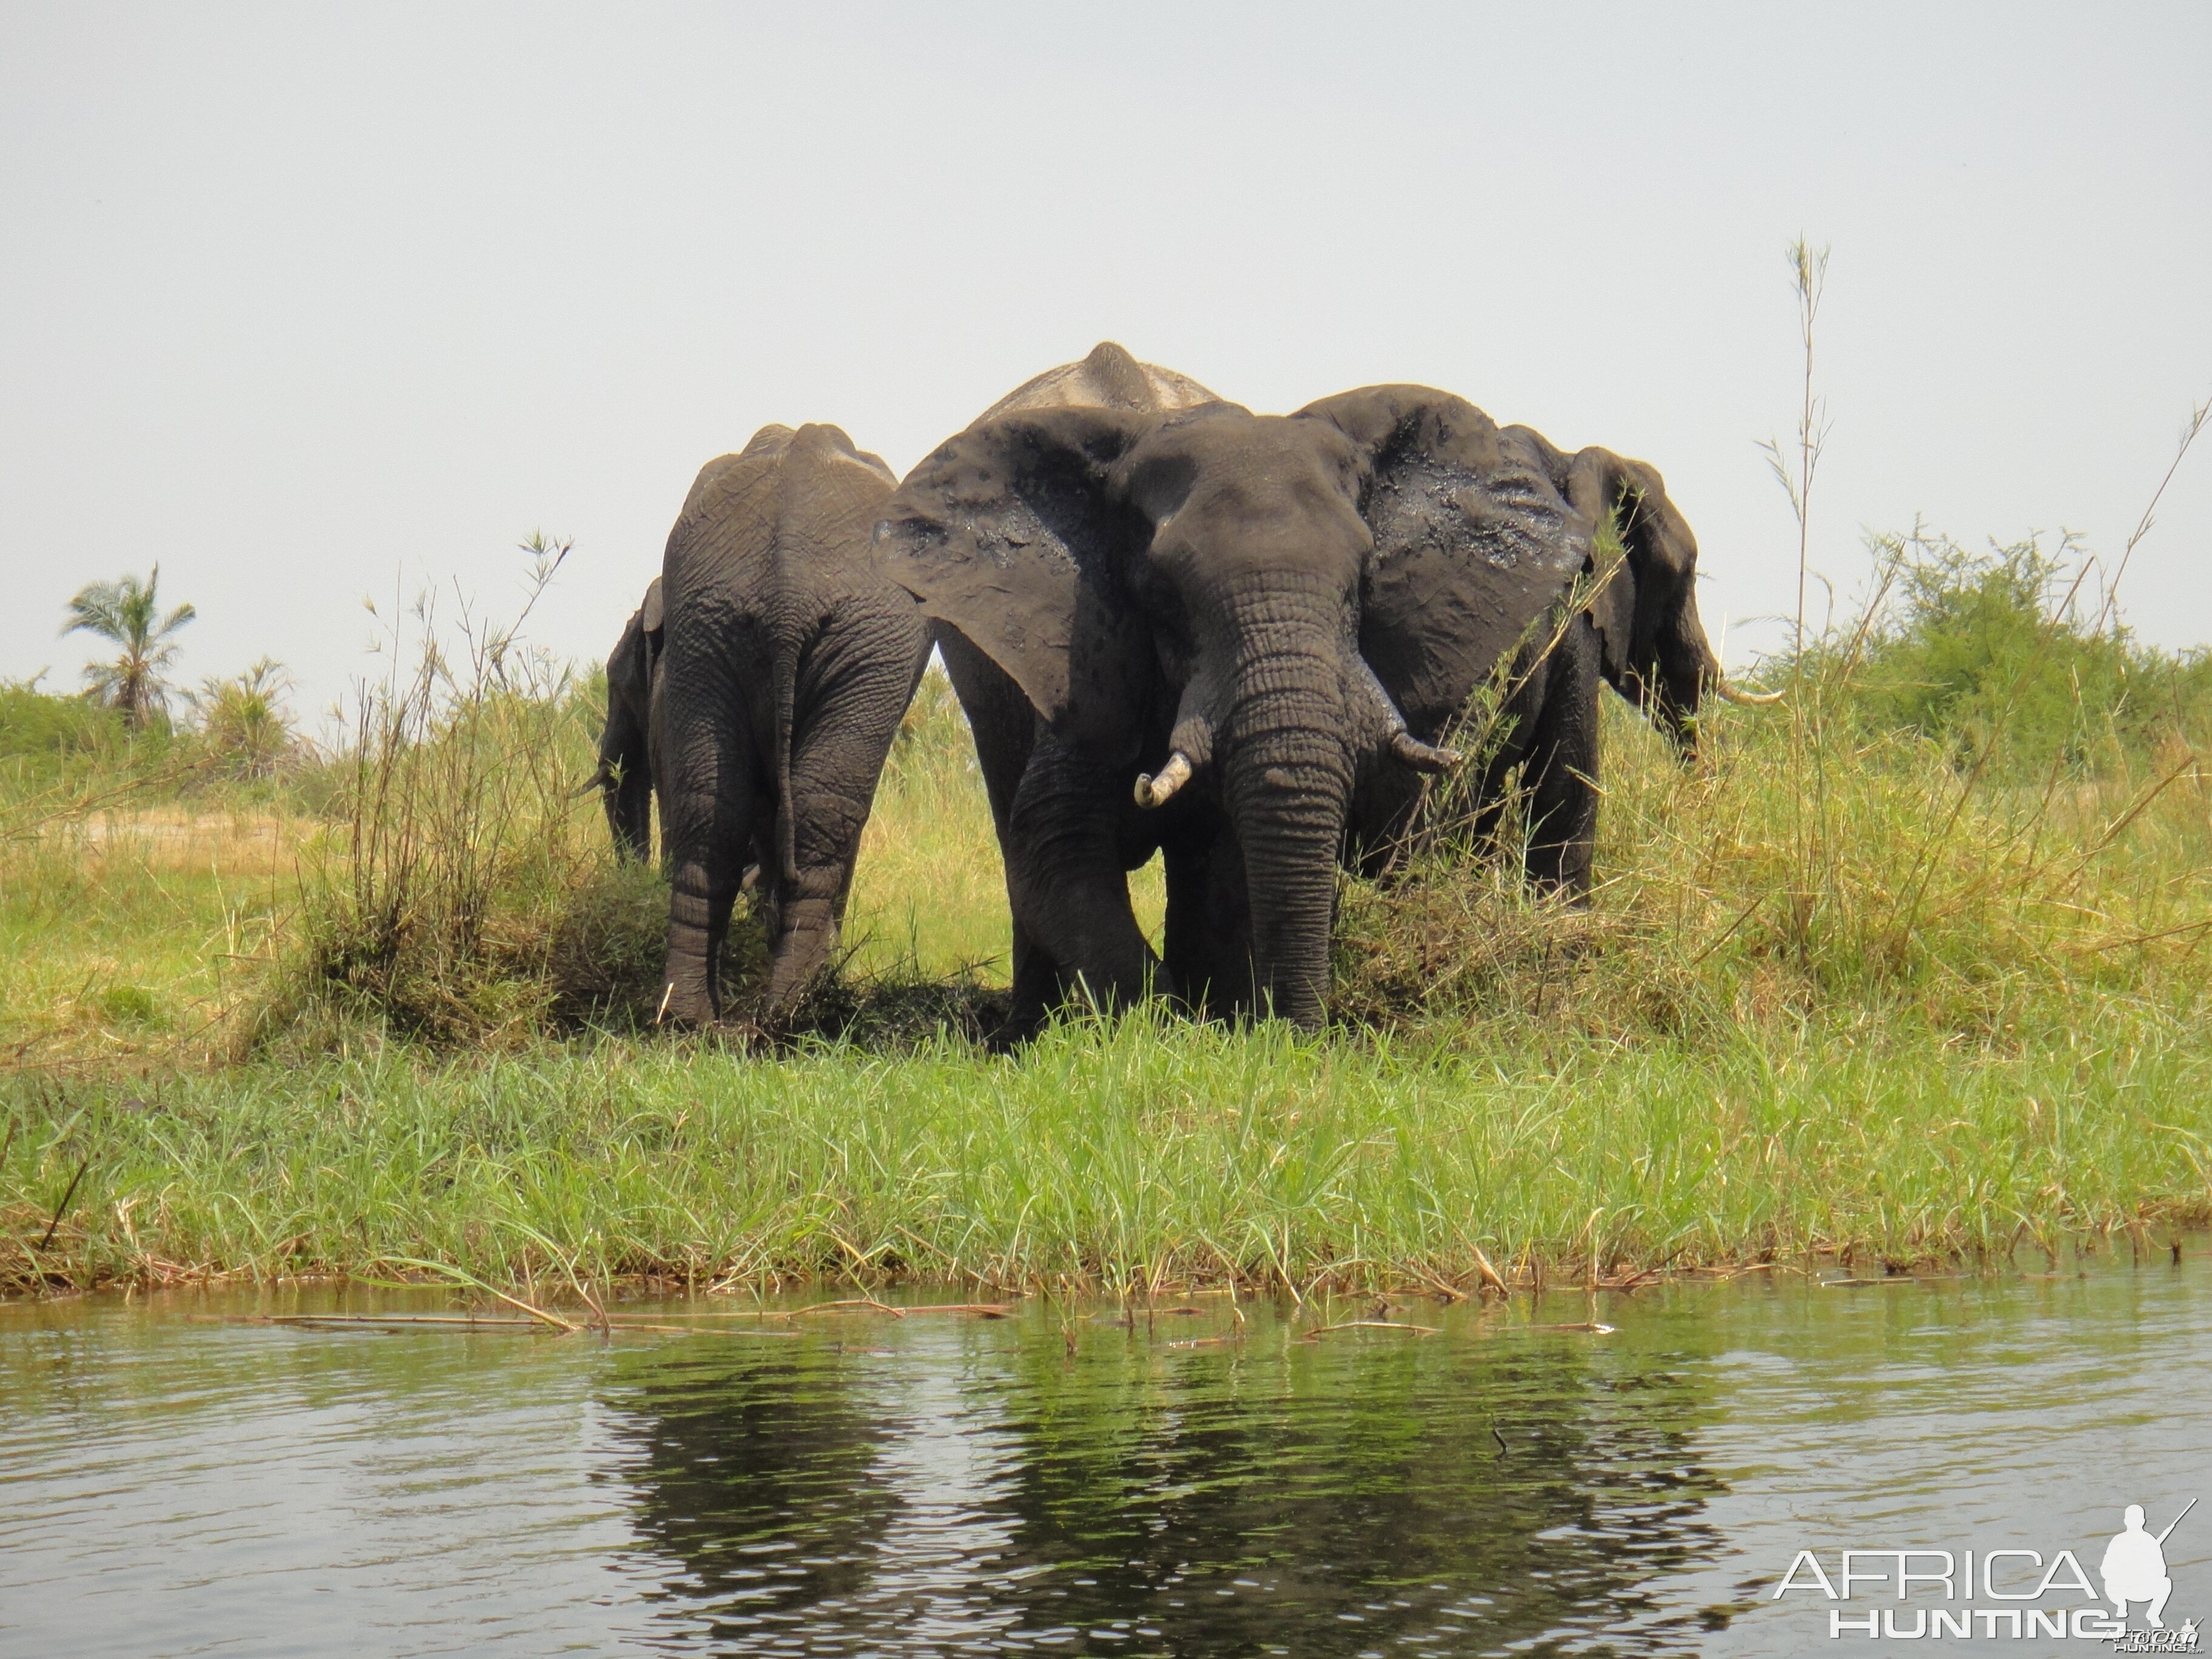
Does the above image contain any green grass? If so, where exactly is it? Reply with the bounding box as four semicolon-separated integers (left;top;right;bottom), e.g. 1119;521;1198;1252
5;996;2205;1296
0;806;300;1061
5;530;2211;1295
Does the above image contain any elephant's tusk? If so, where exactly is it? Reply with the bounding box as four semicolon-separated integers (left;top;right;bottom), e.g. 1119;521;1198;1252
1134;751;1193;808
1716;679;1786;706
574;762;614;798
1353;654;1457;775
1389;731;1462;773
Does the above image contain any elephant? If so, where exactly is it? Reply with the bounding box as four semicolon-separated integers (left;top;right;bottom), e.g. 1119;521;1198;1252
1341;429;1781;888
655;421;928;1024
586;577;662;862
874;383;1771;1034
939;344;1226;840
916;343;1225;1028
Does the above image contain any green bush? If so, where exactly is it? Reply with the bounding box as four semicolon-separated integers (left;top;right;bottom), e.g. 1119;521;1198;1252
0;681;129;765
256;543;706;1048
1782;527;2211;777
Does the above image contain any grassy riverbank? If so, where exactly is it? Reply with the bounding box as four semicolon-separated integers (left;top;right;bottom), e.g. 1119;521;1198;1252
5;529;2211;1295
5;999;2210;1297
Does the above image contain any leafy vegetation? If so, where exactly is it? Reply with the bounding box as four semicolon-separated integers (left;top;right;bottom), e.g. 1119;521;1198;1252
185;659;300;780
1769;526;2212;778
1335;554;2212;1042
6;998;2204;1295
0;677;126;763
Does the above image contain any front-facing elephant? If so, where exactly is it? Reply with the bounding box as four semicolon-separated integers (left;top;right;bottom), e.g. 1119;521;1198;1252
922;342;1226;1021
656;423;927;1024
873;386;1758;1035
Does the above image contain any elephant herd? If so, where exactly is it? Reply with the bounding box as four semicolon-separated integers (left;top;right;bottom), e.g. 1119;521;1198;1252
588;342;1774;1042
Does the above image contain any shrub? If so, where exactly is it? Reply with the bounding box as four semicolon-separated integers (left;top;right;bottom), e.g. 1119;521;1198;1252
1334;515;2212;1045
0;679;125;762
1336;692;2210;1041
1797;526;2212;778
186;659;300;779
258;541;681;1048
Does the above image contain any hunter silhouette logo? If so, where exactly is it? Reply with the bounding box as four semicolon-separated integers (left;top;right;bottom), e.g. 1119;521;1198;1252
2103;1501;2193;1629
1771;1495;2199;1644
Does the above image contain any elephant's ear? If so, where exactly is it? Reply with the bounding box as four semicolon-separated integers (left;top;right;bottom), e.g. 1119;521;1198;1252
873;406;1154;750
1300;386;1588;736
640;576;663;640
1559;448;1695;688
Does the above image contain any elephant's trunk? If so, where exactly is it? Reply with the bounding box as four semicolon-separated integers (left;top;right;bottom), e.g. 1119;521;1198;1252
1224;655;1353;1030
1644;603;1731;756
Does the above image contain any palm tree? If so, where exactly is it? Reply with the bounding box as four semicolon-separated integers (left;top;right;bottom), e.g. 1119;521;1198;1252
63;566;196;731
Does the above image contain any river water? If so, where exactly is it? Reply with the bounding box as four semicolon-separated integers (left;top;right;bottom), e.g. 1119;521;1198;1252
2;1253;2207;1657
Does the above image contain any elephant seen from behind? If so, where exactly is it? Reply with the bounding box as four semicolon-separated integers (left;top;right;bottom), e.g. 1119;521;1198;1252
653;422;927;1024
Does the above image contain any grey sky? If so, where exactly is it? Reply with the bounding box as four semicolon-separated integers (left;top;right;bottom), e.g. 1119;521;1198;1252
3;3;2207;726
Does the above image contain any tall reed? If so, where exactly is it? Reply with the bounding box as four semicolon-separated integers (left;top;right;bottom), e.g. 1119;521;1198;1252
260;539;665;1048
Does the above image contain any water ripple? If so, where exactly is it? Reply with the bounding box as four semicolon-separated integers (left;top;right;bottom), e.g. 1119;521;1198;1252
2;1258;2207;1657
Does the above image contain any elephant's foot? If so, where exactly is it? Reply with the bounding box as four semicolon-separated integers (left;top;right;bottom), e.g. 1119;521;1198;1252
985;998;1051;1052
654;969;719;1030
762;893;844;1018
711;1014;771;1051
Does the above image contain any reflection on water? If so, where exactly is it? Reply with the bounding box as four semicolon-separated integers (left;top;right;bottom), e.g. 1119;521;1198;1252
608;1317;1723;1654
2;1253;2207;1658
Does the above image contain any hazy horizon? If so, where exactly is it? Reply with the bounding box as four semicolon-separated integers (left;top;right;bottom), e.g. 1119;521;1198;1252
3;4;2207;729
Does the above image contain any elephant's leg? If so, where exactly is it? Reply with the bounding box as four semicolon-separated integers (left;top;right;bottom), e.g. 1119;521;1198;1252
659;706;762;1025
761;603;928;1011
1521;617;1602;899
934;627;1034;842
1162;814;1253;1021
999;915;1062;1047
1468;754;1516;863
937;626;1048;1030
1005;732;1159;1025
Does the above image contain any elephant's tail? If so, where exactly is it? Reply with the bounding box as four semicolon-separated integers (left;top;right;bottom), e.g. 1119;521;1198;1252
771;626;801;890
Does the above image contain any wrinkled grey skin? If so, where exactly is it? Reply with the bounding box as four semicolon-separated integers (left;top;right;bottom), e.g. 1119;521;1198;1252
1344;437;1728;890
588;578;663;862
657;423;928;1024
876;384;1728;1035
916;343;1225;1034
